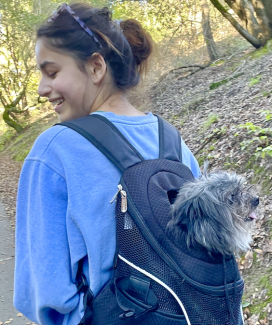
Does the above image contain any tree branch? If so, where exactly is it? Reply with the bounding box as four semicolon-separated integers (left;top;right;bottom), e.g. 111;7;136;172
210;0;262;48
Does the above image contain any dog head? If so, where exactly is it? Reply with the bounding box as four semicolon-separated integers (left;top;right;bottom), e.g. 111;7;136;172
167;165;259;256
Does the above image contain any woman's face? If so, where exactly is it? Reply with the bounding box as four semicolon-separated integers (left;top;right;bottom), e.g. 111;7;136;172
35;38;97;122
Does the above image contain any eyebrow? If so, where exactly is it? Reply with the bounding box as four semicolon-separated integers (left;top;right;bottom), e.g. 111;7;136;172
38;61;58;70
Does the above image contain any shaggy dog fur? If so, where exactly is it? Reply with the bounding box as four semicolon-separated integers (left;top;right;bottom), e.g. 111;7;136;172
167;163;259;256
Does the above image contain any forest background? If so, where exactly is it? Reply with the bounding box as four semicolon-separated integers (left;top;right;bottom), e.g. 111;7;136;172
0;0;271;324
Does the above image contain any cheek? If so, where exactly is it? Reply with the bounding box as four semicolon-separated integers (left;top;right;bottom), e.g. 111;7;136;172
52;78;69;95
53;76;84;98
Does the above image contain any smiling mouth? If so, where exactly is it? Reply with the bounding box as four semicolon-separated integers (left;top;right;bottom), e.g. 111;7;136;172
52;98;64;107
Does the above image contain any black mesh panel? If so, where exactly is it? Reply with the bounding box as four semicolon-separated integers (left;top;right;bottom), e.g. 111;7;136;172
116;198;243;325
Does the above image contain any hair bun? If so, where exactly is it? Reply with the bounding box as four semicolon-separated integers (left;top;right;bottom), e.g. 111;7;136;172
120;19;153;74
98;7;112;21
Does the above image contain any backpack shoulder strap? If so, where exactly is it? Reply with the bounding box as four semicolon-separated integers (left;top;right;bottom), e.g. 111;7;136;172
156;115;182;162
55;114;182;172
56;114;144;173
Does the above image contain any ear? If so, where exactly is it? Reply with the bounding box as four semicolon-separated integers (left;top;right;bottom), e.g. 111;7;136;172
169;192;235;255
167;194;200;247
86;53;107;84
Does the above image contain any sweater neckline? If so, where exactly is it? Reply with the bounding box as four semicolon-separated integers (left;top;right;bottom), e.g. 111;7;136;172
90;111;156;125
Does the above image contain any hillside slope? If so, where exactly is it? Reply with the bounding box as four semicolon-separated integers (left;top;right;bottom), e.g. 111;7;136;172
146;46;272;324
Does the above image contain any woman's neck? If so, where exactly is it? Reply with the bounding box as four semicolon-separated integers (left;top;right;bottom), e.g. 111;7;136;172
91;91;145;117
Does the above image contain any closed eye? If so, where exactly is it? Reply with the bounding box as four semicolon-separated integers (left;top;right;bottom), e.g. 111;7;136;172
48;72;57;79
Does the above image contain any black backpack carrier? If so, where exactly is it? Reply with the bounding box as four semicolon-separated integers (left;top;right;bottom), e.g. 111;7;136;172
58;114;244;325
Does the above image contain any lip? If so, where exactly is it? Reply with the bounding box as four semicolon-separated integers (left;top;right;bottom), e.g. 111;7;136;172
49;97;65;114
54;100;65;114
49;97;64;103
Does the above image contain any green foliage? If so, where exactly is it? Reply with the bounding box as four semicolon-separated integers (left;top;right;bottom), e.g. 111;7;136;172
0;112;57;161
260;110;272;121
262;91;272;97
249;76;261;87
248;269;272;319
0;0;57;131
197;155;206;167
242;301;251;308
210;78;229;90
259;274;272;288
0;129;16;151
196;127;226;165
209;73;244;90
238;111;272;159
248;41;272;59
209;145;215;151
111;0;236;66
201;113;220;130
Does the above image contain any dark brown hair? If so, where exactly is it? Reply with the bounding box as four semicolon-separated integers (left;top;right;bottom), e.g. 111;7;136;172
37;3;153;90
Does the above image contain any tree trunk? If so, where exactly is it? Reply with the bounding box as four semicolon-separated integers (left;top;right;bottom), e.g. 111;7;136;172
224;0;261;39
201;0;220;61
209;0;261;48
2;108;23;133
250;0;272;44
261;0;272;23
0;87;27;133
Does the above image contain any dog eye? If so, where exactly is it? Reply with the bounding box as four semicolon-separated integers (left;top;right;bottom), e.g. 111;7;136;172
229;194;235;203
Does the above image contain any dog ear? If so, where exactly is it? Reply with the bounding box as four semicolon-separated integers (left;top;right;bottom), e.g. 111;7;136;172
167;188;236;256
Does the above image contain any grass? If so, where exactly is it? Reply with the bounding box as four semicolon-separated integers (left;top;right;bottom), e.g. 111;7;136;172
209;78;229;90
247;40;272;60
248;270;272;319
209;73;244;90
0;129;16;152
201;113;220;130
197;155;206;167
262;90;272;97
0;110;58;161
209;145;215;151
249;76;261;87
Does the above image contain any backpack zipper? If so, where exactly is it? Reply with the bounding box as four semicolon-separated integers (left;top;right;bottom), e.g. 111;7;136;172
110;185;128;213
110;184;123;204
120;190;127;213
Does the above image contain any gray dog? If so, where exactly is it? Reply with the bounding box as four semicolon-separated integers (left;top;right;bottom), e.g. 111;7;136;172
167;163;259;256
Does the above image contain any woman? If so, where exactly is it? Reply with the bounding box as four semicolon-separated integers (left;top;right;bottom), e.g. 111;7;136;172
14;3;201;324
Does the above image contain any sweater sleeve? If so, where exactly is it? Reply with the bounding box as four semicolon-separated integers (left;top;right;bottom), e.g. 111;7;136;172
14;159;80;325
181;139;201;178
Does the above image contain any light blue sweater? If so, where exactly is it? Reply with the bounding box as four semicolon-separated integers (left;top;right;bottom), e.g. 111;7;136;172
14;112;200;325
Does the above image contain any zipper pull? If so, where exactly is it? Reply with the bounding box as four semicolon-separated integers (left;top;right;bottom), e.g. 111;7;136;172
110;184;123;204
121;190;127;213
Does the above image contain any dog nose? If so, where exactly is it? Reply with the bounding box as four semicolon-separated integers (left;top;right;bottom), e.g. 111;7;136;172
252;197;259;207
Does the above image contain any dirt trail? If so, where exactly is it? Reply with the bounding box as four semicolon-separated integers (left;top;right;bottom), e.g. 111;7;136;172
0;155;34;324
0;199;32;324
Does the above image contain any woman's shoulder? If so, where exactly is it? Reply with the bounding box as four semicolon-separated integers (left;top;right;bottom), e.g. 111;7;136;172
26;125;71;161
25;123;107;167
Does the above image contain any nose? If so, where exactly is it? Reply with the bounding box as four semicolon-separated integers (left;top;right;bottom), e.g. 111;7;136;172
252;197;259;207
37;76;51;98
